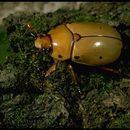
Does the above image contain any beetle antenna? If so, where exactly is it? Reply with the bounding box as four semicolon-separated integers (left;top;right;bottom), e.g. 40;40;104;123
30;32;35;38
26;23;37;39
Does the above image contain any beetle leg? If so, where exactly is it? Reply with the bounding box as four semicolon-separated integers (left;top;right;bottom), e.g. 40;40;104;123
68;64;82;94
98;66;120;74
68;64;78;84
45;59;59;77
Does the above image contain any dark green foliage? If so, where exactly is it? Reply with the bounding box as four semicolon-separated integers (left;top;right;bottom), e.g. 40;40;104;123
1;2;130;128
0;26;10;64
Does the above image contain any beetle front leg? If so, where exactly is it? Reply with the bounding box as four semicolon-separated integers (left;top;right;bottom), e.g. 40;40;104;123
45;59;59;77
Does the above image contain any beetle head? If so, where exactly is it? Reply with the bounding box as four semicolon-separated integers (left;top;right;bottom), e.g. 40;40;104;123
26;23;52;53
34;34;52;52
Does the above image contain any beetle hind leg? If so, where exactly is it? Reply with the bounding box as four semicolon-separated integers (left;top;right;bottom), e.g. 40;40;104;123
98;66;120;74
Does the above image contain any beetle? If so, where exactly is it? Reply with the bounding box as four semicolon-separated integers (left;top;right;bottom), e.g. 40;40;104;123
34;22;123;84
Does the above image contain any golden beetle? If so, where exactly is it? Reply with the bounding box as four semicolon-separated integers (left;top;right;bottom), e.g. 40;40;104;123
34;22;123;84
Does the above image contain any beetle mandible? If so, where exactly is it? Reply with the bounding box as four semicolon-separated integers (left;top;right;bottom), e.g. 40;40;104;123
34;22;123;84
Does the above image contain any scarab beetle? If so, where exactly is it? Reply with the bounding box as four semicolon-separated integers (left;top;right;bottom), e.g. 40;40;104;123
34;22;123;84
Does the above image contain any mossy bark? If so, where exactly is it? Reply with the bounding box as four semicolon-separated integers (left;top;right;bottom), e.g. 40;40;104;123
1;2;130;128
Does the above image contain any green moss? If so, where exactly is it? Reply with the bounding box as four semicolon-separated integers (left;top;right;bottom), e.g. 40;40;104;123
108;114;130;128
0;26;10;64
1;2;130;128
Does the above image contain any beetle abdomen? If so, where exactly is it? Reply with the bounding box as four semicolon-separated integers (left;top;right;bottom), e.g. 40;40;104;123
72;36;122;66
